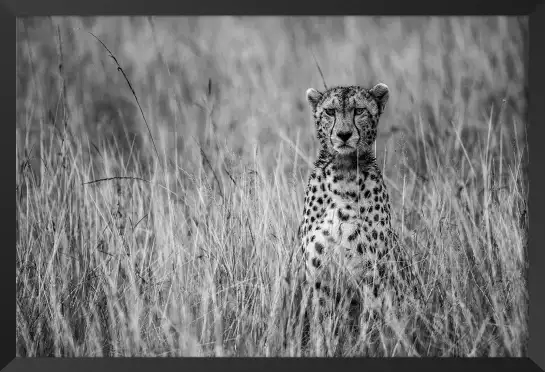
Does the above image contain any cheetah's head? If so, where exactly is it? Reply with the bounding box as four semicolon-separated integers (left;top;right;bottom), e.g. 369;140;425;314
305;84;389;157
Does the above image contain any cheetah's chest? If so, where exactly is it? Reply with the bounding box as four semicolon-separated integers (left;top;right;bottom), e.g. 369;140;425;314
302;168;391;276
319;194;362;246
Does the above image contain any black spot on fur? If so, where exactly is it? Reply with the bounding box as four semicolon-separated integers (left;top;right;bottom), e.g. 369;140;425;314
348;230;360;242
357;243;364;254
317;197;323;205
312;257;321;268
315;242;324;254
338;209;350;221
347;191;357;199
372;230;378;239
364;190;371;198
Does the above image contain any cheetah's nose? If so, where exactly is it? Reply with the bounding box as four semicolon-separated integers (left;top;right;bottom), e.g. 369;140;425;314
337;131;353;142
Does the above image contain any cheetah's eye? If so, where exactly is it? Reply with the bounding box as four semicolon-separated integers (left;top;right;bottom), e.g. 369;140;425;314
324;109;336;116
355;108;367;116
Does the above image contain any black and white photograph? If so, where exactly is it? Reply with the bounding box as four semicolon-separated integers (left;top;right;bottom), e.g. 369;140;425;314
16;16;529;357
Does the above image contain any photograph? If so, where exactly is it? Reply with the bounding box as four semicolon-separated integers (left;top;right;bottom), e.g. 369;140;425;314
16;16;529;357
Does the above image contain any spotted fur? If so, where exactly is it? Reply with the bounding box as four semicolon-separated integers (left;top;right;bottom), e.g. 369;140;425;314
298;83;405;348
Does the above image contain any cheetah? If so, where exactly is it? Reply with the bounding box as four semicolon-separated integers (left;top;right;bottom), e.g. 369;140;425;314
297;83;411;353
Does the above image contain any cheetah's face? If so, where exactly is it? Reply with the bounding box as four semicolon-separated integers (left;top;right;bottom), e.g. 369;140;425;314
305;84;389;156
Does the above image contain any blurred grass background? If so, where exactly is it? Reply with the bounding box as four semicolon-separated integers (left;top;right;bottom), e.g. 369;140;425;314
16;16;529;357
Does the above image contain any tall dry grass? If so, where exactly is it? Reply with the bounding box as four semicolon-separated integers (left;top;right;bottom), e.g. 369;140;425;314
16;16;528;356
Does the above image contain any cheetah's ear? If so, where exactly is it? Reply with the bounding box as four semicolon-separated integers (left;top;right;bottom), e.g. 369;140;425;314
306;88;323;112
370;83;389;113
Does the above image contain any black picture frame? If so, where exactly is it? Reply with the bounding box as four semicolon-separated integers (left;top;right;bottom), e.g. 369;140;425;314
5;1;545;371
